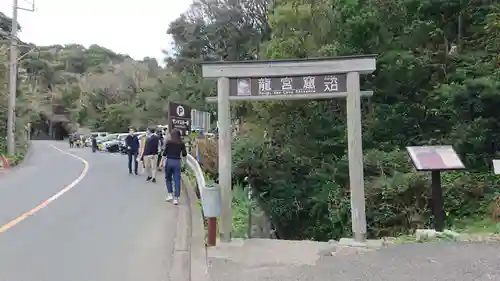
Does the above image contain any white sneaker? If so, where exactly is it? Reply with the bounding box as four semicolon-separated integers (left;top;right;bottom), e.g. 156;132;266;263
173;198;179;205
165;194;173;202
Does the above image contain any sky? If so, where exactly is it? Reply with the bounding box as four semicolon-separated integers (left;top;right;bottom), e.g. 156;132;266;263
0;0;192;63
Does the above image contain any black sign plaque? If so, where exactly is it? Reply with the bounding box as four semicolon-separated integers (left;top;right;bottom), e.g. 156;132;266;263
168;102;192;136
229;74;347;97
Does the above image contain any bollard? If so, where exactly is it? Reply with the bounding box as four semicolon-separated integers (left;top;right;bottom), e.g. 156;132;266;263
201;183;221;246
247;185;252;238
1;154;10;168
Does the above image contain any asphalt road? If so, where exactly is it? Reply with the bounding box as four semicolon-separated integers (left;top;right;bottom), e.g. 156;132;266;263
0;141;180;281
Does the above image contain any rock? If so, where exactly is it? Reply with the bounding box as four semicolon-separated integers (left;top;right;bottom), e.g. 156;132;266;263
415;229;461;242
442;229;460;239
415;229;437;242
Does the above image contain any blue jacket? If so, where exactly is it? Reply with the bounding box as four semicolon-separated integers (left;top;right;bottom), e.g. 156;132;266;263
125;134;140;152
143;134;160;156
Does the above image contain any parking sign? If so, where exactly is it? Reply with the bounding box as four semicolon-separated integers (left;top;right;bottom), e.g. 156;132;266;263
168;102;192;136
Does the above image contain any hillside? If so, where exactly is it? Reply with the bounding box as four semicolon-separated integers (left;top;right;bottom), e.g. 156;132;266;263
164;0;500;240
0;13;209;137
18;44;164;131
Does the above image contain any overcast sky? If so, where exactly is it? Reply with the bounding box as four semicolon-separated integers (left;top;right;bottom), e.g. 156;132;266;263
0;0;191;63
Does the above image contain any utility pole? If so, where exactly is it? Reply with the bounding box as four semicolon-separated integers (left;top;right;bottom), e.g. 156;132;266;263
7;0;20;156
7;0;35;156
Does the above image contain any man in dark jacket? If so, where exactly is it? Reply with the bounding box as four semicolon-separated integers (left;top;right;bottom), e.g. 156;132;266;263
125;128;140;175
91;135;98;153
143;127;160;182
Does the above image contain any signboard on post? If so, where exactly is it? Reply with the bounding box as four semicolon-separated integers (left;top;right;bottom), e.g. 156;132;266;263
407;146;465;171
202;55;377;244
229;74;347;97
406;145;465;232
168;102;191;136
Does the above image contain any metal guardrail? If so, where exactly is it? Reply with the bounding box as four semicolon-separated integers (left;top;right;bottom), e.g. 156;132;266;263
186;154;206;197
185;153;220;246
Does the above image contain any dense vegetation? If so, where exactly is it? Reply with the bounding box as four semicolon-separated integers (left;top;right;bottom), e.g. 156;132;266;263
170;0;500;240
2;0;500;240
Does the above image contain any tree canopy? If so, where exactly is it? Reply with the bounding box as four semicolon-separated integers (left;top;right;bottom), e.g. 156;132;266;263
166;0;500;240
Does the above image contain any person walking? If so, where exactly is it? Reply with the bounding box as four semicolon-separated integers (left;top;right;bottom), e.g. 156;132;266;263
125;128;140;175
91;135;98;153
143;127;160;182
161;129;187;205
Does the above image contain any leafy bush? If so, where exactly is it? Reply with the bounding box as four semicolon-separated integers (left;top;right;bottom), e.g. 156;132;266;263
192;137;218;180
231;184;252;238
230;134;500;241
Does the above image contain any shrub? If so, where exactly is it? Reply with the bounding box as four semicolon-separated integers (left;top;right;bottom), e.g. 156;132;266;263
232;136;500;240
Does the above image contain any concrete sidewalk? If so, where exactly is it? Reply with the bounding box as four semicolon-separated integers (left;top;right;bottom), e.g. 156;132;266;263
205;238;500;281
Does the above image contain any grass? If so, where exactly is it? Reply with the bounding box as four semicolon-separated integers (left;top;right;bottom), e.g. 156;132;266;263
389;217;500;244
451;217;500;234
231;185;252;238
0;139;29;166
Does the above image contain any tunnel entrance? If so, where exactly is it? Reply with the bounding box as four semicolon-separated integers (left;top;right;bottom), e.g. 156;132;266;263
31;114;70;140
52;121;69;140
31;114;50;140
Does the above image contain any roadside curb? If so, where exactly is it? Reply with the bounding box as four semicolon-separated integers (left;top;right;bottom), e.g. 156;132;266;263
183;175;211;281
171;191;191;281
21;142;35;165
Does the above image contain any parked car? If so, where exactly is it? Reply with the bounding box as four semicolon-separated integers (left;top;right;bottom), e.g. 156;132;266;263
100;134;119;150
85;132;108;147
119;139;128;154
118;134;130;154
105;133;127;153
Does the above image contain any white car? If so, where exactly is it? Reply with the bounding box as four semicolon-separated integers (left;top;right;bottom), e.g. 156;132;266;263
100;134;119;146
102;141;113;149
103;133;127;150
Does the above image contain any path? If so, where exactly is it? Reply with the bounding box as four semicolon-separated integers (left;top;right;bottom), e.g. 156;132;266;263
0;141;188;281
207;238;500;281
